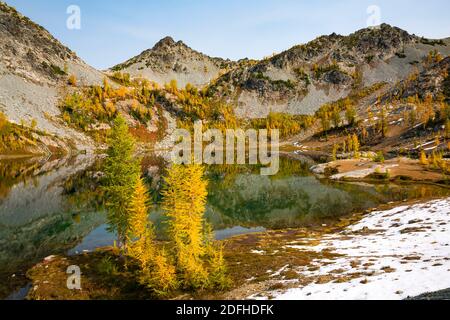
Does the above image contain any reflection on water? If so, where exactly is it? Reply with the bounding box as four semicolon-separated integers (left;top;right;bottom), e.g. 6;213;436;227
68;225;112;255
1;154;449;298
0;156;106;298
70;225;267;255
215;226;267;241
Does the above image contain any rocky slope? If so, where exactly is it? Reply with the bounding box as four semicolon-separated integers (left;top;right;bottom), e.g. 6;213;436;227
208;24;450;118
291;55;450;164
2;1;450;154
110;36;236;88
0;2;105;152
381;56;450;102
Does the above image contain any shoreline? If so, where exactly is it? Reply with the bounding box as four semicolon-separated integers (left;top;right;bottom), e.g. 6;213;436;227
21;195;450;300
3;152;450;300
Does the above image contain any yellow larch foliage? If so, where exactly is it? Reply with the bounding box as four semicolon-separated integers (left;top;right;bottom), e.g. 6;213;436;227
419;150;429;166
0;111;7;132
146;249;178;295
207;243;230;290
113;87;129;99
367;108;374;126
127;178;155;270
127;178;178;294
161;164;210;289
332;144;338;161
203;223;231;290
352;134;360;156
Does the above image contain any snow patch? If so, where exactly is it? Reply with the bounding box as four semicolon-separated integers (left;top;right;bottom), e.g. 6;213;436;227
259;198;450;300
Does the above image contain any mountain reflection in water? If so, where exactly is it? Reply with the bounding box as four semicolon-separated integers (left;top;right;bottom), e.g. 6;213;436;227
1;154;449;298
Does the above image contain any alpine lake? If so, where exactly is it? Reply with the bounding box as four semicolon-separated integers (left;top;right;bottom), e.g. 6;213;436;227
1;153;449;299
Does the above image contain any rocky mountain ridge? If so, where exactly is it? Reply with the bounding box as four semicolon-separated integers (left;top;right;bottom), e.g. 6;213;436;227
110;36;237;88
207;24;450;118
0;1;105;152
1;1;450;156
381;56;450;103
0;2;103;86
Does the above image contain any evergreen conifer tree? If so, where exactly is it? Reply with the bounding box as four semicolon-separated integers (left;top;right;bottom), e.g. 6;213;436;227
103;116;140;249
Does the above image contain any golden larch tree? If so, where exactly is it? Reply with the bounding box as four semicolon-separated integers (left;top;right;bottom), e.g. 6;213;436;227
419;150;429;166
127;178;155;270
103;116;140;249
161;164;210;289
127;177;177;294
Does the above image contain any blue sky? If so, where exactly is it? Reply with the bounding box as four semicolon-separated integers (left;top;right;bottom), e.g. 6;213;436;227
6;0;450;69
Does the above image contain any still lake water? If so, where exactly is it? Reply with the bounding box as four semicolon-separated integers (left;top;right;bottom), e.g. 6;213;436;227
1;154;449;297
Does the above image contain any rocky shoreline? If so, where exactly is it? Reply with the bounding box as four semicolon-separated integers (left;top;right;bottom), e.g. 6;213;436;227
310;157;449;183
20;197;450;300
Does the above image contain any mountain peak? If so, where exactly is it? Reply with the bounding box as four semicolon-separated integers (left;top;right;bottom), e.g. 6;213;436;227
110;35;236;88
152;36;180;50
0;1;78;83
350;23;412;41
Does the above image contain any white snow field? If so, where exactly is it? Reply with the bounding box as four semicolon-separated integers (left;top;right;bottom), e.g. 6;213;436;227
262;198;450;300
